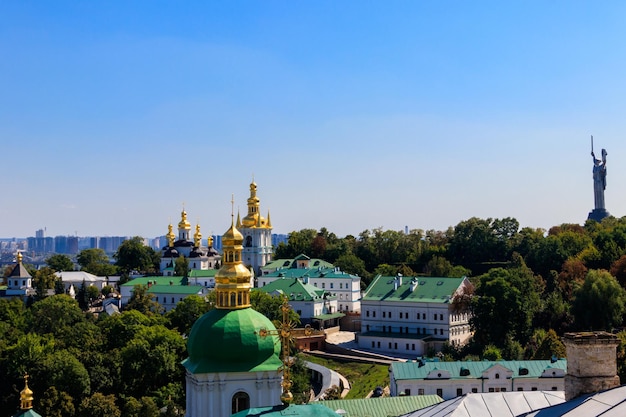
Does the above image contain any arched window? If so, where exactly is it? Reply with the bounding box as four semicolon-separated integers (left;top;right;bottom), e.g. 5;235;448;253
232;391;250;414
230;292;236;306
246;236;252;247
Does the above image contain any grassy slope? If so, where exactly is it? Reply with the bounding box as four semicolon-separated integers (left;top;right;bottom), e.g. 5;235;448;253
301;354;390;399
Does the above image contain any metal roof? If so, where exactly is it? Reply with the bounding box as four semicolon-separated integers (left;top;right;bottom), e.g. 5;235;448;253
391;359;567;381
321;395;443;417
520;385;626;417
362;276;468;303
401;391;566;417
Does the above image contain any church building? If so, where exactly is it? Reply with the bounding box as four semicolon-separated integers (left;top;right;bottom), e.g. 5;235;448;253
237;181;273;277
182;208;283;417
160;208;220;276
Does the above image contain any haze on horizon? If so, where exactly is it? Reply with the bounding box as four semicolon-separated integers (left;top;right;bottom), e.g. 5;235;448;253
2;2;626;239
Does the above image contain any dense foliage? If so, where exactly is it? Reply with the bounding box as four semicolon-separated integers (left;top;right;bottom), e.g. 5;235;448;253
5;215;626;415
277;216;626;369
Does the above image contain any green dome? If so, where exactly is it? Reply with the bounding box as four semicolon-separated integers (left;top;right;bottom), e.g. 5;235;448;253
182;307;282;374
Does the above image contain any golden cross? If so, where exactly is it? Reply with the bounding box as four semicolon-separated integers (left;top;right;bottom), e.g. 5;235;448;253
256;296;319;404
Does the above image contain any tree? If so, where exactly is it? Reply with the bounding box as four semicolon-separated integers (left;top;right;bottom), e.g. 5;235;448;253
125;285;163;316
77;249;117;276
122;396;160;417
165;294;212;335
46;254;74;272
33;267;58;299
571;269;626;331
526;329;566;360
470;263;543;348
38;386;75;417
120;325;186;398
78;393;120;417
250;291;300;324
174;256;189;277
114;237;160;275
334;253;369;285
28;295;86;335
610;254;626;288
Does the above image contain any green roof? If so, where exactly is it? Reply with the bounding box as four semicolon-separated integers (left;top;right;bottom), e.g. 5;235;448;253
13;409;43;417
362;275;467;303
121;276;186;287
183;307;282;374
264;266;359;280
257;277;328;301
313;312;346;320
263;254;335;271
232;403;341;417
147;285;205;295
320;395;443;417
391;359;567;381
189;269;218;278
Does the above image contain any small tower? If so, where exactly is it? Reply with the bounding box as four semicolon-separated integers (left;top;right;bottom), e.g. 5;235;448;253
178;207;192;242
240;180;273;277
563;332;620;400
6;252;33;297
13;373;42;417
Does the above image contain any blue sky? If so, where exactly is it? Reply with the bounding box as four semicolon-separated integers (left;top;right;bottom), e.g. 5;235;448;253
2;1;626;239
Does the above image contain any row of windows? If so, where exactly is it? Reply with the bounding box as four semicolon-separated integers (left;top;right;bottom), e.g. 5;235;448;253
365;310;447;321
366;325;446;335
409;386;558;396
155;296;184;304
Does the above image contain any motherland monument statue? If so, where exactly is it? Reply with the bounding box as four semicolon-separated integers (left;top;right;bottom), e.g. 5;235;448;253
588;135;610;222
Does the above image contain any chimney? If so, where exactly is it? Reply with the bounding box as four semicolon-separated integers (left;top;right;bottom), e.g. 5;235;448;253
410;278;418;292
397;273;403;287
563;332;620;400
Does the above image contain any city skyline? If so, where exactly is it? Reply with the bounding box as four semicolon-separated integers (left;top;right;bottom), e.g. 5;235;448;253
3;2;626;238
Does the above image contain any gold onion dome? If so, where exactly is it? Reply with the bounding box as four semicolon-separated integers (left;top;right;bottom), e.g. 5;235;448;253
20;374;34;410
194;224;202;247
178;208;191;230
242;181;268;228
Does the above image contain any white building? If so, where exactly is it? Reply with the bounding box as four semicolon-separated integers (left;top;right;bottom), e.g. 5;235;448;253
256;277;341;327
160;208;220;276
359;275;473;356
2;253;35;298
390;359;566;399
238;180;273;277
259;254;361;313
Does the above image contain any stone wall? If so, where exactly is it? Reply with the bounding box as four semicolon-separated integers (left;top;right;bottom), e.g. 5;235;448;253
563;332;620;400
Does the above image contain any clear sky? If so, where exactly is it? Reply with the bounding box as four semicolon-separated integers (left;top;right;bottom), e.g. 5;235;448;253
2;1;626;239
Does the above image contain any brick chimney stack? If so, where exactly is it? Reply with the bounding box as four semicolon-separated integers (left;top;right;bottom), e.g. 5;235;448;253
563;332;620;400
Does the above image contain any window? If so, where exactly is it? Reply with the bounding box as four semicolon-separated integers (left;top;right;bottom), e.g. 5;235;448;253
418;388;424;395
488;388;495;393
406;343;409;350
322;283;325;289
552;386;558;391
366;310;370;317
405;389;411;395
531;387;537;391
171;297;174;303
436;389;443;397
495;373;500;379
456;388;463;396
377;341;380;348
383;312;386;318
232;392;250;414
389;342;392;349
517;387;523;391
372;341;375;348
394;343;398;349
340;283;343;289
440;313;443;320
373;311;376;318
366;325;370;331
412;344;415;350
330;283;334;289
472;388;478;393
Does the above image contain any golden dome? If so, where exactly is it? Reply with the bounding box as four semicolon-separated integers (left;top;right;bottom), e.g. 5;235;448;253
194;224;202;247
178;208;191;230
167;223;175;247
17;252;23;264
20;374;34;410
214;205;252;309
241;180;269;228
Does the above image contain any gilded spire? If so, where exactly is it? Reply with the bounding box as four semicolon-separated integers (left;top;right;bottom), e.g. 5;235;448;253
20;373;34;410
167;223;175;247
17;252;23;264
242;180;266;228
214;197;251;310
194;223;202;247
178;206;191;230
236;211;242;228
266;210;272;228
